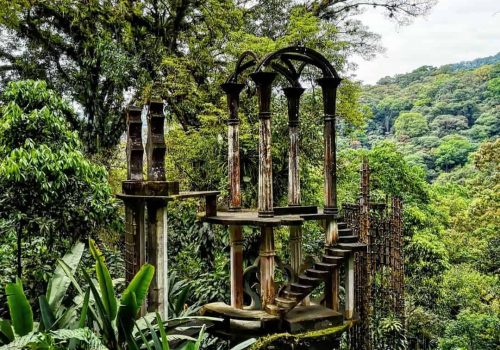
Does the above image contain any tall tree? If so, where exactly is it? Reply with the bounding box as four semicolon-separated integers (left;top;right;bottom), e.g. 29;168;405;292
0;0;436;153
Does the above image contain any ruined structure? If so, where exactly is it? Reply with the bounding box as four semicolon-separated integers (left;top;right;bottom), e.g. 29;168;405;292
117;100;219;318
118;46;405;348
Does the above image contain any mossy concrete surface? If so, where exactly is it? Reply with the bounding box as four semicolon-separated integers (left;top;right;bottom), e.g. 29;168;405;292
250;321;353;350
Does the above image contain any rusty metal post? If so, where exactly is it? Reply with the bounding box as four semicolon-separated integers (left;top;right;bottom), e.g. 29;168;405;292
284;87;306;304
221;82;245;308
360;157;370;244
145;99;168;318
251;72;277;218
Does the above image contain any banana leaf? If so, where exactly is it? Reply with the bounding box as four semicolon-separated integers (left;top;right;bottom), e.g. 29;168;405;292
5;278;33;337
46;241;84;312
89;239;117;321
38;295;56;331
117;264;154;347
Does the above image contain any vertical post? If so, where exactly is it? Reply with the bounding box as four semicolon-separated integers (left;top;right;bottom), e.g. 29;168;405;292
146;99;166;182
146;201;167;317
283;87;304;207
317;76;341;312
221;82;245;308
345;254;355;319
145;99;168;318
325;212;340;311
259;226;276;309
316;77;341;214
284;87;306;298
360;157;370;244
221;83;245;211
124;106;146;300
250;72;277;218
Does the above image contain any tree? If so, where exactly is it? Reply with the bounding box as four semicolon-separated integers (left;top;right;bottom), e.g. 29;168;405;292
433;134;475;171
394;112;428;139
0;0;437;153
0;80;118;277
440;309;500;350
429;114;468;137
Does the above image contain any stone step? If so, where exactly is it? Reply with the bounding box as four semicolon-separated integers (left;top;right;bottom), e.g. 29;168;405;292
275;296;296;308
315;261;337;272
283;289;303;300
305;268;329;279
290;282;313;293
322;255;345;264
338;235;358;243
337;222;348;229
327;248;351;257
338;242;368;252
338;228;353;236
298;274;321;285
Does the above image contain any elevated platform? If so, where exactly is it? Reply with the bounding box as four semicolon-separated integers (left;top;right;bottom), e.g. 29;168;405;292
116;190;220;202
201;302;343;335
200;205;336;227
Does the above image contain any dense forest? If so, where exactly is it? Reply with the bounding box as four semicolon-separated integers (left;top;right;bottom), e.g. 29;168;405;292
360;55;500;349
0;0;498;349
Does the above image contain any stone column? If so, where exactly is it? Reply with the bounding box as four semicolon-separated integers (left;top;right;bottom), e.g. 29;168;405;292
250;72;277;218
145;99;168;318
345;254;355;319
317;77;341;312
284;87;305;294
221;82;245;308
124;106;145;286
316;77;341;214
259;226;276;309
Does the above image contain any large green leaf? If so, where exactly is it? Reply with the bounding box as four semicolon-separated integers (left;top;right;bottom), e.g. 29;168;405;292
121;264;155;311
117;291;138;347
46;241;84;312
117;264;154;347
38;295;56;331
81;268;116;347
156;313;170;350
5;278;33;336
89;239;117;322
0;320;14;345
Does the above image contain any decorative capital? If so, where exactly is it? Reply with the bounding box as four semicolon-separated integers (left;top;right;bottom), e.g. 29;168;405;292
220;82;245;96
250;71;277;86
316;76;342;89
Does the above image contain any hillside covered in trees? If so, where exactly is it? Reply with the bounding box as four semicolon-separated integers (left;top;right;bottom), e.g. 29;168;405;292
359;54;499;348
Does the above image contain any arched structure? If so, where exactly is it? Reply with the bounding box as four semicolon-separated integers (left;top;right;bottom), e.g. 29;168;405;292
202;46;366;334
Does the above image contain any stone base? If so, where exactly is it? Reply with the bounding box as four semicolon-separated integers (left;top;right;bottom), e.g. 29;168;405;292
284;304;343;334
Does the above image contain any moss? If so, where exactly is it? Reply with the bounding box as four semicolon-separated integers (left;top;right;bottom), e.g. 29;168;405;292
250;322;352;349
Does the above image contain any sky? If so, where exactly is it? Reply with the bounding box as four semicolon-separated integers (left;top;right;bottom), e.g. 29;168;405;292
351;0;500;84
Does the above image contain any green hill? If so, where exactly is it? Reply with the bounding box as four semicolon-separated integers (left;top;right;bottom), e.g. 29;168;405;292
359;55;499;349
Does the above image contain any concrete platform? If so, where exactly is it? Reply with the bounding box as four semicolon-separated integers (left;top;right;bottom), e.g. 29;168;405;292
284;304;343;333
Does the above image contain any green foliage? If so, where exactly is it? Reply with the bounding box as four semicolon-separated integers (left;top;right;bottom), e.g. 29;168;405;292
429;114;468;137
373;315;407;350
0;0;432;152
5;279;33;337
437;265;498;318
0;80;120;312
394;112;428;139
433;135;475;171
439;309;500;350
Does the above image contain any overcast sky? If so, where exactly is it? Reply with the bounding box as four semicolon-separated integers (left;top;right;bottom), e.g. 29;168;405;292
351;0;500;84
